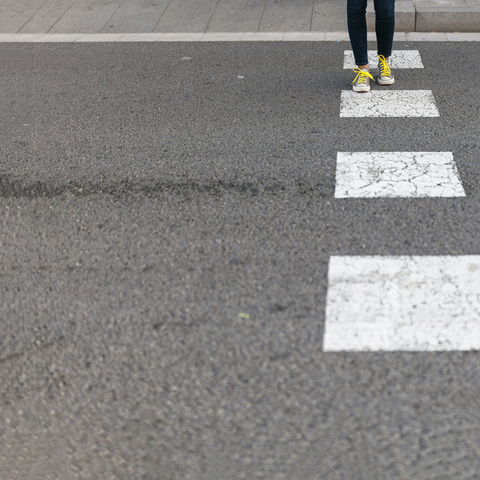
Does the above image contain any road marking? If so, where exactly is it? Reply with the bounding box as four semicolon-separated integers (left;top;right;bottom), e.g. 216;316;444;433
340;90;440;117
343;50;424;69
1;32;480;43
324;256;480;352
335;152;465;198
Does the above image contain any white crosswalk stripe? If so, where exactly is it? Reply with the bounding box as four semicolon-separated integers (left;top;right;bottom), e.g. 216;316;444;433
326;48;477;352
324;256;480;352
343;50;424;70
335;152;465;198
340;90;440;117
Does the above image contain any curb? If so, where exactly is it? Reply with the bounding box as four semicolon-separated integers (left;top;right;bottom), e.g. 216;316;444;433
367;0;415;32
2;32;480;43
367;0;480;32
416;6;480;32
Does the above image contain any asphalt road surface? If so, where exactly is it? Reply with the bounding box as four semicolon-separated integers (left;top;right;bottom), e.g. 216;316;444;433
1;41;480;479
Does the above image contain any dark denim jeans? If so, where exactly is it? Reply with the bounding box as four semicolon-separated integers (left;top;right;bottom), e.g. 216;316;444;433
347;0;395;67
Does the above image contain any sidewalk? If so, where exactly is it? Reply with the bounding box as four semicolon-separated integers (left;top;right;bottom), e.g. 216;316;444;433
0;0;479;36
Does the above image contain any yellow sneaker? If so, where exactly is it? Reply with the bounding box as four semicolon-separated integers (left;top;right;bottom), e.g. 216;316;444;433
352;68;374;93
378;55;395;85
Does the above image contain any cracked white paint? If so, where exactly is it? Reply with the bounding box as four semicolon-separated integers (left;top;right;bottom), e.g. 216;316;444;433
343;50;424;69
335;152;465;198
324;256;480;351
340;90;440;117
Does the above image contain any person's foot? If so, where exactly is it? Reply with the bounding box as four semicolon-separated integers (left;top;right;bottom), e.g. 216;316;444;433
352;68;374;93
377;55;395;85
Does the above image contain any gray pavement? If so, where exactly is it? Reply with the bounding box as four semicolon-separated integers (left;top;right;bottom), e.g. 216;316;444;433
1;40;480;479
1;0;480;34
2;0;480;479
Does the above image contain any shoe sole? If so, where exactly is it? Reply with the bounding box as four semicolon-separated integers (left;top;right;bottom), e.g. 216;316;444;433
378;77;395;85
352;85;370;92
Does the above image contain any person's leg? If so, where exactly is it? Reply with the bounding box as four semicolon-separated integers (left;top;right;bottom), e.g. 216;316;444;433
374;0;395;85
347;0;369;68
348;0;375;91
374;0;395;59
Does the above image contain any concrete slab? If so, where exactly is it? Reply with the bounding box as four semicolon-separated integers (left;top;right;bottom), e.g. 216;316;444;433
0;0;46;33
158;32;205;41
312;0;348;32
117;33;166;42
19;0;77;34
49;0;122;34
207;0;266;33
201;32;245;41
259;0;313;32
74;33;125;41
406;31;449;40
0;33;45;41
393;0;416;31
1;0;480;35
101;0;170;33
283;31;326;40
393;32;408;40
154;0;218;33
3;31;480;42
241;32;285;40
445;31;480;39
415;0;480;4
416;5;480;31
324;32;350;41
367;0;415;32
34;33;85;42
